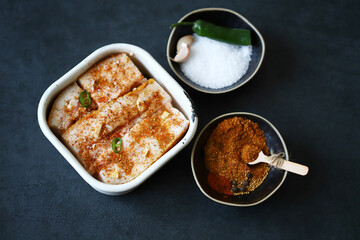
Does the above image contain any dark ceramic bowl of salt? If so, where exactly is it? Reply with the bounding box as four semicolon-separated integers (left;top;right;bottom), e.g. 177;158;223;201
167;8;265;94
191;112;288;207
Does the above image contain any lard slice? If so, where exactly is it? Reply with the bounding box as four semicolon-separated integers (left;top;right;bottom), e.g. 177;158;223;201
61;79;171;156
95;106;189;184
78;53;146;107
48;82;94;135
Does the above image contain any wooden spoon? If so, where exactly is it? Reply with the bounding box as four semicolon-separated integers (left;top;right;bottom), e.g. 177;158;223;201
248;151;309;176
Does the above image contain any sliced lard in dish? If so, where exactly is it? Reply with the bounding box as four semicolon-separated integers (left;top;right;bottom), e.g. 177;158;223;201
76;104;155;175
78;53;146;107
48;82;96;135
95;106;189;184
61;79;172;156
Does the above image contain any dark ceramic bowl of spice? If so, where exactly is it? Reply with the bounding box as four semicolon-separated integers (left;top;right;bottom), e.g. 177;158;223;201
191;112;288;206
167;8;265;94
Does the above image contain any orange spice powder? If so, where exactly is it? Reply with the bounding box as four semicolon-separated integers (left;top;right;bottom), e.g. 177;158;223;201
204;117;270;195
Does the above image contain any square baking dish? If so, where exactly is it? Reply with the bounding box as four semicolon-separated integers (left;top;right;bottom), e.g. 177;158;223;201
38;43;198;195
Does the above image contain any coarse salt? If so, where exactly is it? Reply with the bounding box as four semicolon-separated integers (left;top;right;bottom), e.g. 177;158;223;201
180;34;252;89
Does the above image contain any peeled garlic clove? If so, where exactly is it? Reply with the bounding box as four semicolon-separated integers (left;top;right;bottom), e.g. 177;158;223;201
176;35;194;52
172;43;190;62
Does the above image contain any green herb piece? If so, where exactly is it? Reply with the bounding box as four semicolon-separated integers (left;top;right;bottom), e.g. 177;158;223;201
112;137;122;153
79;90;92;108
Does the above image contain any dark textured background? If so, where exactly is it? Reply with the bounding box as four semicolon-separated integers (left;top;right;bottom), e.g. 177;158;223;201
1;0;359;239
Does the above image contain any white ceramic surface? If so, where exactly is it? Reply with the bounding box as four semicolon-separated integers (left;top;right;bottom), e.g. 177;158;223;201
38;43;198;195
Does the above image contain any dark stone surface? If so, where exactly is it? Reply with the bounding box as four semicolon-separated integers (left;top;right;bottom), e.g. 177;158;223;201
1;0;359;239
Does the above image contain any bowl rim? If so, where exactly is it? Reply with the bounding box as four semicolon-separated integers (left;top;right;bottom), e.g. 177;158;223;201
191;112;288;207
166;7;266;94
38;43;198;195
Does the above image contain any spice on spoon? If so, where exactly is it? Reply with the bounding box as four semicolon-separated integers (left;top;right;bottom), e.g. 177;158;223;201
170;20;251;46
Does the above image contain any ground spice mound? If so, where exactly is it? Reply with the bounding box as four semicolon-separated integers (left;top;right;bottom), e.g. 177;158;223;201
204;117;270;195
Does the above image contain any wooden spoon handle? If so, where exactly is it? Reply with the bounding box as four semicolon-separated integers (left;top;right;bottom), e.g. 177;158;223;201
280;160;309;176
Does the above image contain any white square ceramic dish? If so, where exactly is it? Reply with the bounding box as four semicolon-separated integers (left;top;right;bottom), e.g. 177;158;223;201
38;43;198;195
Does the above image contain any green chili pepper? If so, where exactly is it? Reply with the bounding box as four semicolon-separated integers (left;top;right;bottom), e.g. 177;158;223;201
170;20;251;46
79;90;92;108
112;137;122;153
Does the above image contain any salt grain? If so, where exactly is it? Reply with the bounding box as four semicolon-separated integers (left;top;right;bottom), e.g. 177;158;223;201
180;34;252;89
